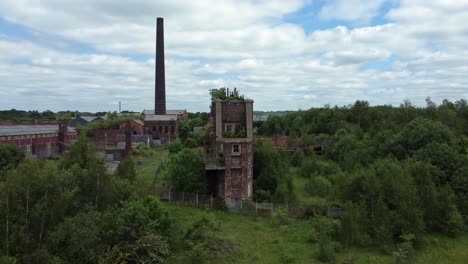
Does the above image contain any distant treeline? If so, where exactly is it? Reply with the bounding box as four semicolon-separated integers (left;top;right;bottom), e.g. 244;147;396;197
258;98;468;137
0;110;142;123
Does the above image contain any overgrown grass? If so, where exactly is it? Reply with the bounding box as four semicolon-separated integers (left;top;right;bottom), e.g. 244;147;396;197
132;150;468;263
164;204;468;264
134;146;168;193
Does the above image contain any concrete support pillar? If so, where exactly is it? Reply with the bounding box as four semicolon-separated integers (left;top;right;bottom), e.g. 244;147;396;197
215;100;222;140
245;100;253;140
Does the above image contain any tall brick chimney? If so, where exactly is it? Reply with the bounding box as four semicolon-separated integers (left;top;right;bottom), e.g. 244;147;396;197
155;17;166;115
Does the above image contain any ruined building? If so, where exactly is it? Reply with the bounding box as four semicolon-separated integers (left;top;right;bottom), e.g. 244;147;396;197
205;89;254;200
144;17;187;144
0;122;77;158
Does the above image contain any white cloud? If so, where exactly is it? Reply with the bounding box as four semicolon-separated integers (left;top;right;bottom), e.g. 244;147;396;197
0;0;467;112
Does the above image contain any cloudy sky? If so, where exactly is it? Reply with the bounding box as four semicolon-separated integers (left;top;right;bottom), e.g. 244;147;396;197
0;0;467;112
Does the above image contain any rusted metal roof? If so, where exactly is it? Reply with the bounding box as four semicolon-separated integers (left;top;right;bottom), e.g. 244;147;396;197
0;125;76;136
144;114;178;121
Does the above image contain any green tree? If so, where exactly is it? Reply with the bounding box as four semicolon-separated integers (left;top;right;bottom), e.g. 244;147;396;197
48;209;105;264
117;158;136;182
0;144;24;172
253;143;293;202
166;148;205;192
351;100;369;130
60;136;114;209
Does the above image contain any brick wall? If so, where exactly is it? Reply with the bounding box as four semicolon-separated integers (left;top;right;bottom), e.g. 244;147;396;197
92;129;121;148
144;120;178;141
222;141;253;200
221;101;246;123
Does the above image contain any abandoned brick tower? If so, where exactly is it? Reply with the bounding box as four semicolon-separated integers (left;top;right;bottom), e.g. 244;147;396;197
205;89;254;200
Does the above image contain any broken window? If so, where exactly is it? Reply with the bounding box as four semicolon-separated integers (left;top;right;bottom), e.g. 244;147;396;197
232;144;240;154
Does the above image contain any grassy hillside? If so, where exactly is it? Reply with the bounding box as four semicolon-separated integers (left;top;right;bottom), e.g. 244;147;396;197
164;204;468;264
132;146;468;263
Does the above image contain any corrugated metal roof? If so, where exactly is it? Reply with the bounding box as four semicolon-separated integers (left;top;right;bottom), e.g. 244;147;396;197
81;116;100;122
167;110;186;115
143;110;186;115
144;114;178;121
0;125;76;136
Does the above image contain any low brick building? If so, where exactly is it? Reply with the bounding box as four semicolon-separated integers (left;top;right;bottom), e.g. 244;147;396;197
205;92;254;200
142;110;186;145
91;119;150;160
0;123;77;158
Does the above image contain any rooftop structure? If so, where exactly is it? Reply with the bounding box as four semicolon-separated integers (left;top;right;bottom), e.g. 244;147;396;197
69;115;105;128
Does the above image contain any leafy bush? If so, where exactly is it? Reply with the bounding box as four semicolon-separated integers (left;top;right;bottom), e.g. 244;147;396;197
48;209;105;264
0;144;24;171
445;208;465;237
273;208;290;226
290;150;304;167
117;157;136;182
166;148;205;192
305;175;332;197
167;139;183;154
317;239;338;262
185;214;220;243
392;233;416;264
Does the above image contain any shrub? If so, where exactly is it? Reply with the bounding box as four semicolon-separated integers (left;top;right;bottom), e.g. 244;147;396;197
305;175;332;197
273;208;290;226
317;239;338;262
290;150;304;167
445;208;465;236
167;139;183;154
392;233;416;264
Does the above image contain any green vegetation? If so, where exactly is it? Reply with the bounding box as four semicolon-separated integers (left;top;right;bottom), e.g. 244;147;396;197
1;97;467;263
250;98;468;261
163;148;206;192
0;109;56;122
209;87;244;101
79;113;142;136
0;144;24;172
165;204;468;264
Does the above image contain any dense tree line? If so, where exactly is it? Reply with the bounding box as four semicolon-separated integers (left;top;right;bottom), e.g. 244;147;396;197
0;137;174;263
253;98;468;259
0;110;57;122
0;135;232;263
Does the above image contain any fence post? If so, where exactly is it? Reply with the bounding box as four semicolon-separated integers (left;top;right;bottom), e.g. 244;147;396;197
271;203;273;217
168;189;171;202
210;195;213;209
255;201;258;216
240;199;243;210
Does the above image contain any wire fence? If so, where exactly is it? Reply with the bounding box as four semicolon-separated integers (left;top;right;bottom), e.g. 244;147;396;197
154;187;290;218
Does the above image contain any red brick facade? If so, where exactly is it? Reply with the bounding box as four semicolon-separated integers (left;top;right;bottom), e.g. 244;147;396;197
0;124;77;158
206;99;254;200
